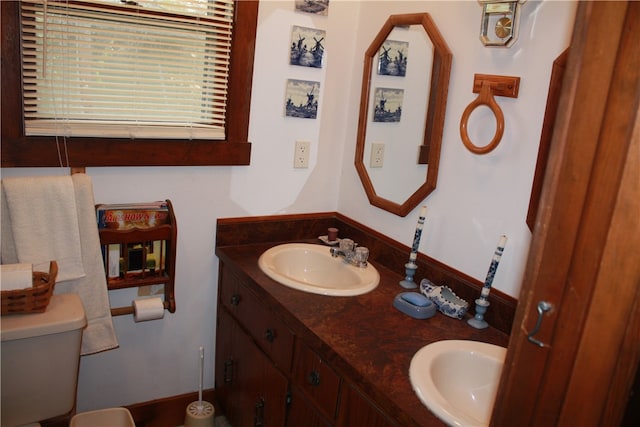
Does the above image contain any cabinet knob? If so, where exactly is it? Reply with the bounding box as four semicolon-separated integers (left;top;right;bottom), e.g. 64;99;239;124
307;369;321;386
264;328;275;343
230;294;241;306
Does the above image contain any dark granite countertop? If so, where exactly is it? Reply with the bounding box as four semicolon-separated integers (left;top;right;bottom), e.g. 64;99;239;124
216;241;509;426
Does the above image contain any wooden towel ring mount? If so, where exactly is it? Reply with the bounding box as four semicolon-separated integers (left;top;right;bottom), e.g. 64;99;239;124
459;74;520;155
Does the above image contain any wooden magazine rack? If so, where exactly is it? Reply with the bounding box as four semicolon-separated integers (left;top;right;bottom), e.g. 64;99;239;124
97;199;176;316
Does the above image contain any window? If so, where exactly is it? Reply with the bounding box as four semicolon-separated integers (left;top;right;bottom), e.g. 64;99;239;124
22;0;234;140
1;0;258;167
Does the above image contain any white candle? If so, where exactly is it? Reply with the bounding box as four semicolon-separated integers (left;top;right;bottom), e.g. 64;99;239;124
480;235;507;299
409;205;427;262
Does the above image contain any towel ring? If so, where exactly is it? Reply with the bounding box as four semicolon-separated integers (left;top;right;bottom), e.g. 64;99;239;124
460;81;505;155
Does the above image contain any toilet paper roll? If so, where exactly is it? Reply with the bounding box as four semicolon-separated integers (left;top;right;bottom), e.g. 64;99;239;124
133;297;165;322
1;263;33;291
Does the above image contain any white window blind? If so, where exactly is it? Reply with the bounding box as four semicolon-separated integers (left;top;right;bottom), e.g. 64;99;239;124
20;0;234;139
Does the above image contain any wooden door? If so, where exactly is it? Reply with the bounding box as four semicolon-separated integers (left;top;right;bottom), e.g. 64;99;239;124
492;2;640;426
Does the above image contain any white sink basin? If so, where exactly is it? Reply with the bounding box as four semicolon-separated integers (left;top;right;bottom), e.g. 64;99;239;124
409;340;506;427
258;243;379;296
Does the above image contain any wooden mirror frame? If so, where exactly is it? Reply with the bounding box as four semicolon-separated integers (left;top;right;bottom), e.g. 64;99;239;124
355;13;452;217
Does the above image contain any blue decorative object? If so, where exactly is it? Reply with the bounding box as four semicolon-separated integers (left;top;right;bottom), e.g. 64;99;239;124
419;279;469;320
400;206;427;288
468;235;508;329
409;206;427;264
479;235;507;300
393;292;437;319
467;298;490;329
399;262;418;289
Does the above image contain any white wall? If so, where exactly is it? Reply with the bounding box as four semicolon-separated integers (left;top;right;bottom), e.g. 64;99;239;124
0;0;577;411
337;0;576;298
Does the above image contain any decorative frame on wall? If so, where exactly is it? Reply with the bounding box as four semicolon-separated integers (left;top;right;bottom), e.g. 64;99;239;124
290;25;326;68
284;79;320;119
294;0;330;16
373;88;404;123
377;39;409;77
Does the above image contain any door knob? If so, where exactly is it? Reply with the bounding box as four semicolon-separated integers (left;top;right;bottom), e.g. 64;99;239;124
527;300;553;347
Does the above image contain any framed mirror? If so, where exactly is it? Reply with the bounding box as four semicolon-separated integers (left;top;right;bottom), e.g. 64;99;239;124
355;13;452;217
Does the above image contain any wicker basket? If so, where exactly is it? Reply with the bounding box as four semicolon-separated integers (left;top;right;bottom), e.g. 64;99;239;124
1;261;58;315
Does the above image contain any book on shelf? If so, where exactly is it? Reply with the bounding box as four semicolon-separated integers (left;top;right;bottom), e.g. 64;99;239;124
102;240;167;281
96;201;169;230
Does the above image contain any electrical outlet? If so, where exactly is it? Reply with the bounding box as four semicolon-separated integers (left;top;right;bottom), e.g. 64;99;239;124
370;142;385;168
294;140;310;168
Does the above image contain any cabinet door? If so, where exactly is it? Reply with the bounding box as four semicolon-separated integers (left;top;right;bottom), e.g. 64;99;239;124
215;304;236;416
286;387;332;427
216;308;289;427
220;267;295;372
337;384;397;427
292;341;341;421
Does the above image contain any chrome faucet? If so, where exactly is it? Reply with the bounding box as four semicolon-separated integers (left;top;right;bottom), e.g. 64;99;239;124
329;246;354;261
330;238;369;268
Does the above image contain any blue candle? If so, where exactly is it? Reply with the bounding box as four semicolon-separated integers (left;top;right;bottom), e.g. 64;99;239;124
480;235;507;299
409;205;427;263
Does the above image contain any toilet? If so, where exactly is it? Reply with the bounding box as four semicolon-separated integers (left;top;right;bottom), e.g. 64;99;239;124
1;294;134;427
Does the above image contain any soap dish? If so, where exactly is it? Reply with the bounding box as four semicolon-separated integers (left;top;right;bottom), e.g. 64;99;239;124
393;292;437;319
419;279;469;320
318;235;340;246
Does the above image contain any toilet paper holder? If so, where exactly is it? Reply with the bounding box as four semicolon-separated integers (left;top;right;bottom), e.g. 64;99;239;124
109;298;170;317
97;199;177;318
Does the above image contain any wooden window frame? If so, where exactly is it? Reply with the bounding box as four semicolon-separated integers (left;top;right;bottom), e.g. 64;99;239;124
0;0;258;167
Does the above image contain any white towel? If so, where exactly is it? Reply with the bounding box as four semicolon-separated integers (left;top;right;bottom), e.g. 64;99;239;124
1;176;85;282
1;174;118;355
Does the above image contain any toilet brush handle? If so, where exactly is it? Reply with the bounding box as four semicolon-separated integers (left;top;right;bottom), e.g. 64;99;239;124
198;346;204;406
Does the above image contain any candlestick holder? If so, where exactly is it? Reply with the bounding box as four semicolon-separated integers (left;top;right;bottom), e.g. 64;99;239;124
399;262;418;289
467;298;490;329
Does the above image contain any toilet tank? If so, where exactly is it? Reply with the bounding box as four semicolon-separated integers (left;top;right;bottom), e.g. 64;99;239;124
1;294;87;427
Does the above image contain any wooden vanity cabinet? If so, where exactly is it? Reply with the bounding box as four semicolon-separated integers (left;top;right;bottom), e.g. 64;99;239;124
216;308;288;427
215;262;400;427
215;267;292;427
